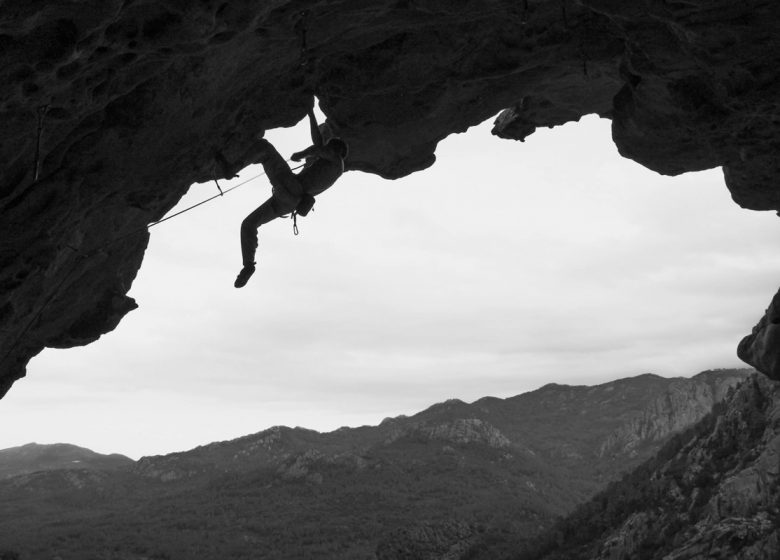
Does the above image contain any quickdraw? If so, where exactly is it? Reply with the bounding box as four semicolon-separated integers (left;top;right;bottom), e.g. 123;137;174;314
33;104;49;182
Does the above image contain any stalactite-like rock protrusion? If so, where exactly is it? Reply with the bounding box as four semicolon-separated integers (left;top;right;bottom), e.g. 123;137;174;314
2;0;780;392
738;288;780;381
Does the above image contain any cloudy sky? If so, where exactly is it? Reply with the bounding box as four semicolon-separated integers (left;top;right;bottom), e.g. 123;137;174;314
2;114;779;459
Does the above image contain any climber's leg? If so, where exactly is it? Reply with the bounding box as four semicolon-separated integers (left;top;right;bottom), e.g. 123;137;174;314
236;198;273;288
235;190;299;289
240;199;275;263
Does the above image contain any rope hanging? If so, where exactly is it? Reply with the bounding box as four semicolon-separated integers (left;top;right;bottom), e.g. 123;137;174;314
0;158;305;370
148;160;304;229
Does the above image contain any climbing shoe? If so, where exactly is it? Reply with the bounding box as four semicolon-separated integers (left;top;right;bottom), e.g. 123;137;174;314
234;264;256;288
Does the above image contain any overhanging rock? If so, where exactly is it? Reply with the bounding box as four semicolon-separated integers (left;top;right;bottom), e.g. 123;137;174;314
2;0;780;393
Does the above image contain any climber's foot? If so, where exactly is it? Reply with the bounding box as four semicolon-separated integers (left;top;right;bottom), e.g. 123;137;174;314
234;264;256;288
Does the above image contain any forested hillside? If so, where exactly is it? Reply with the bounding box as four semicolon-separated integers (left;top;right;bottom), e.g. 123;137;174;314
495;376;780;560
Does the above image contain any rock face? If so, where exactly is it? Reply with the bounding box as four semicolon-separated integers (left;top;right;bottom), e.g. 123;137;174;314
597;370;746;457
2;1;780;390
739;287;780;383
516;375;780;560
387;418;512;449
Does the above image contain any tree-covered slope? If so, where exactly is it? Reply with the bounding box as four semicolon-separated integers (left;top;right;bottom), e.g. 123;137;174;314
505;375;780;560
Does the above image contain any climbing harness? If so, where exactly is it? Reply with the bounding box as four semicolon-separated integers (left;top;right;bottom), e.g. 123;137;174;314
287;186;317;236
296;192;316;216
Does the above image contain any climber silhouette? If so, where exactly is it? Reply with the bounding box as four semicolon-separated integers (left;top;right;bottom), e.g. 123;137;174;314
234;101;348;288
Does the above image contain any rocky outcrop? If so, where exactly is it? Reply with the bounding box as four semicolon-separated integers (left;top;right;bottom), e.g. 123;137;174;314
520;375;780;560
388;418;512;449
739;287;780;382
3;2;780;391
276;448;325;483
598;370;747;457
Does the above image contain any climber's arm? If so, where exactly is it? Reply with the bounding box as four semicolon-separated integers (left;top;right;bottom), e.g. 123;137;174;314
307;107;323;147
291;145;318;162
291;143;342;164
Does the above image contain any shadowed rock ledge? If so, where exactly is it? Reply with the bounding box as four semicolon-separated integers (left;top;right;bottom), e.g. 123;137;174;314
2;0;780;393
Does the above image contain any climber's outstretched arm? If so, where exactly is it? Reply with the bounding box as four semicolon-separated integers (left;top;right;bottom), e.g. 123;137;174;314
307;107;323;147
291;144;318;162
291;109;322;161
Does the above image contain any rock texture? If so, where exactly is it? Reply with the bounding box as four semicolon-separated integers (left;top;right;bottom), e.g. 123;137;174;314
597;369;746;457
386;417;512;449
2;1;780;391
739;287;780;382
595;377;780;560
516;375;780;560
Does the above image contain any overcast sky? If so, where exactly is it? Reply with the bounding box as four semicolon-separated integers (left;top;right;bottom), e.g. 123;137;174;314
2;114;779;459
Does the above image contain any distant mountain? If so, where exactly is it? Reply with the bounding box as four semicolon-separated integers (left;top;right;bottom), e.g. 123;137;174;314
0;443;133;479
0;369;753;559
135;369;749;491
508;374;780;560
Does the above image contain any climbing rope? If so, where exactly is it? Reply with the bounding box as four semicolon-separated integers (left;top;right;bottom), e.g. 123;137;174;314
0;158;305;370
106;160;306;246
148;167;277;229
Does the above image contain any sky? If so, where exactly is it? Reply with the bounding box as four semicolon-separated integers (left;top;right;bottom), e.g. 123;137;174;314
2;113;780;460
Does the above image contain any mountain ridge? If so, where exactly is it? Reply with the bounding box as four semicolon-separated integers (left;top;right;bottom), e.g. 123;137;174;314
0;369;750;483
0;442;133;479
0;368;754;559
129;369;749;478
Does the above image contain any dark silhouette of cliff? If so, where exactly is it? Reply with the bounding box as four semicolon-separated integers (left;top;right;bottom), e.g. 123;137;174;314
2;1;780;391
